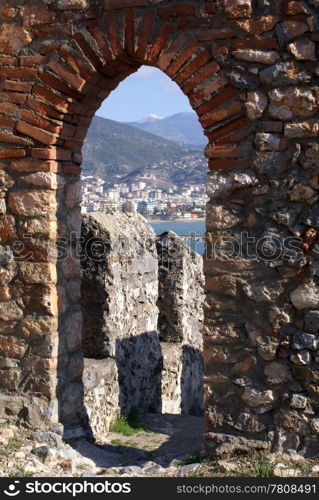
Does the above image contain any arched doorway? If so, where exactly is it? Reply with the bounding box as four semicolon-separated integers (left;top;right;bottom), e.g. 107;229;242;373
0;0;318;457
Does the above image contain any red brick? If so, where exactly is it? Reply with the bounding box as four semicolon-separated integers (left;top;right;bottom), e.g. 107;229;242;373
32;148;72;161
105;11;124;57
0;92;26;105
124;8;135;56
73;153;82;164
48;60;86;91
166;41;200;77
146;24;173;63
205;2;217;14
32;85;70;112
158;4;195;18
205;145;248;158
208;159;249;170
0;56;16;66
39;71;81;100
62;138;82;150
74;31;106;71
174;50;211;86
104;0;147;8
189;75;229;105
157;33;188;71
200;101;242;129
195;86;237;117
214;131;247;145
0;102;18;115
0;131;32;146
0;116;15;129
210;44;229;57
0;68;37;80
58;45;94;80
0;148;26;159
16;121;58;146
231;37;278;50
87;23;114;64
3;80;31;93
21;6;56;27
182;61;221;94
19;55;44;66
199;28;237;41
63;164;82;175
135;13;154;60
39;42;61;56
9;159;60;173
28;92;70;117
206;116;248;142
20;110;61;135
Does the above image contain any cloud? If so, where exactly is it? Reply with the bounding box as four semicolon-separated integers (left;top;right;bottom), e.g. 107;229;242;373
158;78;180;93
131;66;180;92
131;66;159;80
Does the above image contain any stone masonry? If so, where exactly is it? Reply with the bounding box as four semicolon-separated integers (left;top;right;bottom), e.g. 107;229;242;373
81;214;204;437
1;0;319;455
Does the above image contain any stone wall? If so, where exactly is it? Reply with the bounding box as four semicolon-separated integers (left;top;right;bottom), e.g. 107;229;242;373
157;232;204;415
81;214;204;436
81;212;162;435
1;0;319;456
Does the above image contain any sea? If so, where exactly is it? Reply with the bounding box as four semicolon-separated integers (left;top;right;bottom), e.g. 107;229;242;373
149;219;205;256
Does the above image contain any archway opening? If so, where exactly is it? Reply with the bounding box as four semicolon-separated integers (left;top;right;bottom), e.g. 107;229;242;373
79;65;206;464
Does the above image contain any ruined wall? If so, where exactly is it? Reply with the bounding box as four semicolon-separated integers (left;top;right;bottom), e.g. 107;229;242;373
81;212;161;435
81;215;204;436
1;0;319;455
157;231;204;415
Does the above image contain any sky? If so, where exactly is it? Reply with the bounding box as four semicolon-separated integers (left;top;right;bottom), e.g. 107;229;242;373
96;66;192;122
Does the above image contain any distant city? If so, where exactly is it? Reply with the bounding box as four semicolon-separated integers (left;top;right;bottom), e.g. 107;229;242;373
82;157;207;221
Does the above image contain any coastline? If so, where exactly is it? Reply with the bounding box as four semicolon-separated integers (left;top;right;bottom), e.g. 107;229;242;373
148;218;205;223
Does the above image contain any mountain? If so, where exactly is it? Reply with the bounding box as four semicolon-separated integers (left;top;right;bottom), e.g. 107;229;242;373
137;114;164;123
127;112;206;147
82;115;204;186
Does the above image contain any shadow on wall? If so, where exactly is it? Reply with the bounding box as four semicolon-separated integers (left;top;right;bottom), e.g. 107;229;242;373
115;331;163;415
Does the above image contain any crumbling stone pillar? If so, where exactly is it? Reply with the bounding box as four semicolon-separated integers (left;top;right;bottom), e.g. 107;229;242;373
0;0;319;455
156;231;204;415
81;212;161;435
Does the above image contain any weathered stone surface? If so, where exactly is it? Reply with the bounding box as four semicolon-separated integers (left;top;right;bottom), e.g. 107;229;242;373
275;21;308;43
290;351;311;366
293;332;319;351
268;87;319;120
288;39;316;61
0;335;26;358
260;63;311;85
254;133;287;151
206;172;257;199
245;90;268;120
0;23;32;54
224;0;252;18
19;263;57;284
290;282;319;310
304;311;319;333
57;0;88;9
290;394;307;409
264;362;292;385
20;173;66;190
0;301;23;322
232;50;279;64
241;387;277;406
285;120;319;138
8;190;57;216
207;204;241;229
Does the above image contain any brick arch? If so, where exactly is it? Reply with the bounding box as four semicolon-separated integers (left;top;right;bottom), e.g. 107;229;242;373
1;0;319;455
